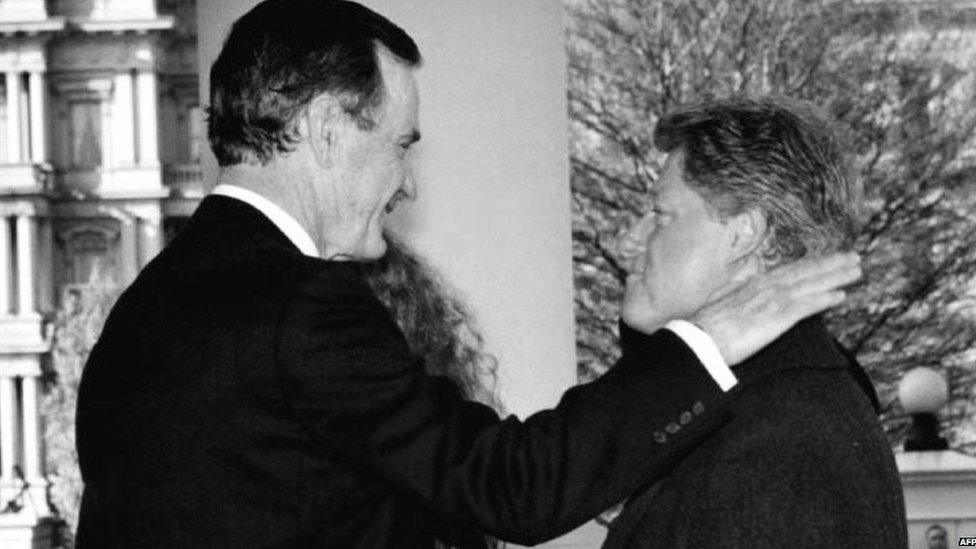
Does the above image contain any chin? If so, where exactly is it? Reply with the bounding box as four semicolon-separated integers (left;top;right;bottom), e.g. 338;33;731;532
358;235;389;260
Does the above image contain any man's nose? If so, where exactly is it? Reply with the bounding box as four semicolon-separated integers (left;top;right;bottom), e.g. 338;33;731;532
617;213;654;274
617;213;654;271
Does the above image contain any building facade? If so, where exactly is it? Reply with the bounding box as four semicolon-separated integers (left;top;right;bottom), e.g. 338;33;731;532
0;0;201;543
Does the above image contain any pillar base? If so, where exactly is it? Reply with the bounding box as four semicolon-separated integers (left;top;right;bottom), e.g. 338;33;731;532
0;482;50;520
0;514;56;549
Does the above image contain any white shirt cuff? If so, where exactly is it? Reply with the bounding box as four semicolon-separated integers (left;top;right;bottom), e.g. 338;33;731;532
664;320;738;392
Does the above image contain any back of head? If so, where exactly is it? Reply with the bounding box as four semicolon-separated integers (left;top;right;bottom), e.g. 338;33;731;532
208;0;421;167
653;97;859;265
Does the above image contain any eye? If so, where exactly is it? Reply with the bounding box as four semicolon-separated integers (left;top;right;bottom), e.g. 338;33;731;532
396;131;421;156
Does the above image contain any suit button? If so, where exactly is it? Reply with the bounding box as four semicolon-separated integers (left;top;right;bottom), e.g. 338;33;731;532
692;401;705;415
653;430;667;443
665;422;680;434
679;412;692;425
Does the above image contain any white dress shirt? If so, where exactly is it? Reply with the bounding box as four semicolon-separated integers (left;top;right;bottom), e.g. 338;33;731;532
209;184;736;392
664;320;737;391
212;184;320;258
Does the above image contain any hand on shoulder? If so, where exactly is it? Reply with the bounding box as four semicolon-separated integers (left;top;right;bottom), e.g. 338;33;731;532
690;252;861;365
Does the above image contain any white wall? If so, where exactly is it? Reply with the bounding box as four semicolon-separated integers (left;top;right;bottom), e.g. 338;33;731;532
197;0;577;418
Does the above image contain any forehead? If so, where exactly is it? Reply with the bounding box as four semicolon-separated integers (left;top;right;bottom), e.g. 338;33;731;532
376;46;419;128
655;151;690;203
654;150;722;219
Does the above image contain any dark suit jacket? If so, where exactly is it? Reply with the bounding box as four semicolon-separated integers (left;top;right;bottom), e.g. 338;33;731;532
75;195;734;548
603;317;908;549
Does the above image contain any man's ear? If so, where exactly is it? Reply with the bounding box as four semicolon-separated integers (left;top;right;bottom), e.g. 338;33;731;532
727;207;767;264
305;93;344;168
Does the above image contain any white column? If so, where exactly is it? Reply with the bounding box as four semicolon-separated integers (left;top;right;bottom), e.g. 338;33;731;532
21;376;40;479
5;72;22;163
15;215;34;315
361;0;578;417
0;376;15;483
0;216;9;316
113;72;135;165
18;76;29;161
28;71;45;163
136;70;159;166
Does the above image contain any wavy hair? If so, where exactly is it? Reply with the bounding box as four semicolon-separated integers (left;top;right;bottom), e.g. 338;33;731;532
654;96;859;265
364;235;503;412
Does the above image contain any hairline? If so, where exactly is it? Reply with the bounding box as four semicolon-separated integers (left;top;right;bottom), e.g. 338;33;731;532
653;98;857;265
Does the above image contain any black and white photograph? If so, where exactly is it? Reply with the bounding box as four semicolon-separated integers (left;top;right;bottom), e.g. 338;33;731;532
0;0;974;547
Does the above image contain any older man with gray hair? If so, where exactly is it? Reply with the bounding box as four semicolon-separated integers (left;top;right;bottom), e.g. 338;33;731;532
605;97;908;548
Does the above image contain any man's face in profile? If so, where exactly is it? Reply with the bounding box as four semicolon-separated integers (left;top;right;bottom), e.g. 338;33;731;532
320;46;421;260
619;150;750;323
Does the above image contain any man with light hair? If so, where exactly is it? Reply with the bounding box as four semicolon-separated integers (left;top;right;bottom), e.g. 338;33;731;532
605;97;907;548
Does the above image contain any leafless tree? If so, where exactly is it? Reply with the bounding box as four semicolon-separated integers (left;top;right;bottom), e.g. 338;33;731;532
567;0;976;452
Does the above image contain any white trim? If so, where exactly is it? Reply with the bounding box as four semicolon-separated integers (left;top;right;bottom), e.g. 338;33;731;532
210;184;320;258
665;319;738;392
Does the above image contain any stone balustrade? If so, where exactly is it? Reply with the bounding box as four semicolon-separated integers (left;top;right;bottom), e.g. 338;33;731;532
163;163;205;198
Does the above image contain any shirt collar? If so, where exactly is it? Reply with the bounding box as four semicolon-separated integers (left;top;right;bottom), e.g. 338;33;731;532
210;184;320;258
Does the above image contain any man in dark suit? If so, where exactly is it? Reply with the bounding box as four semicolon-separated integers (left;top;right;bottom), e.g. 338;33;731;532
74;2;861;547
604;98;907;548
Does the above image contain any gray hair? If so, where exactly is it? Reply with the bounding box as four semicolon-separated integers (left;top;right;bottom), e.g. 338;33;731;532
653;96;859;265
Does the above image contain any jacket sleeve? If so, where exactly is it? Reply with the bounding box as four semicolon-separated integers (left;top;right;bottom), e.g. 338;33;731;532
277;266;731;545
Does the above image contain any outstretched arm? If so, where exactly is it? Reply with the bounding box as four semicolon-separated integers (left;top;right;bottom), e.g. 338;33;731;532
279;252;859;544
280;265;727;544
